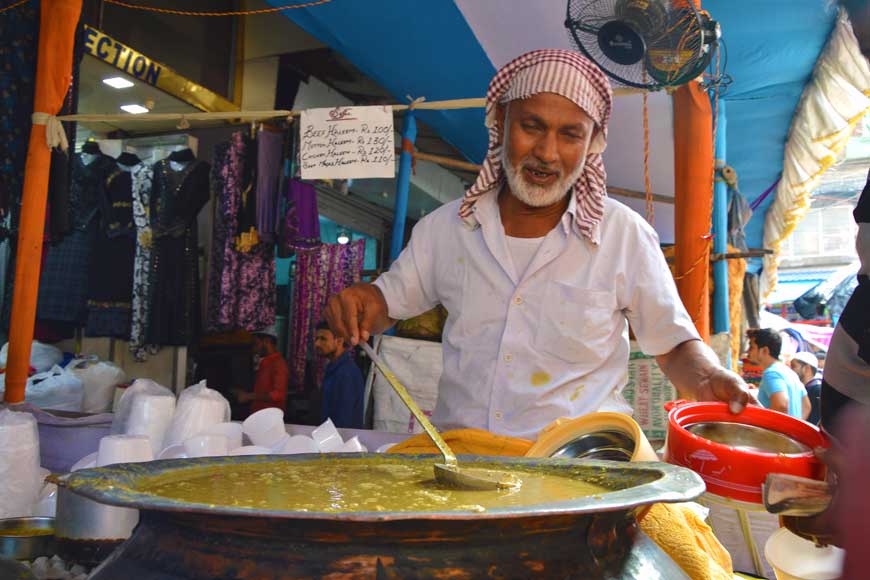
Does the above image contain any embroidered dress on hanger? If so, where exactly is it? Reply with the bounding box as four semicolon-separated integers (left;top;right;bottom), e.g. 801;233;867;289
278;179;321;256
145;158;210;347
207;132;276;332
86;165;137;337
129;164;156;360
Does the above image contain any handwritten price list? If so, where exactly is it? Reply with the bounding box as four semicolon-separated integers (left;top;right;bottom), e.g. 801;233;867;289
300;106;396;180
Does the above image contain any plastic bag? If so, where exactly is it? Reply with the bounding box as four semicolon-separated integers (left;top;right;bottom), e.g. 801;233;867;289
68;357;127;413
0;341;63;373
0;366;84;412
163;380;230;448
0;409;41;518
111;378;174;434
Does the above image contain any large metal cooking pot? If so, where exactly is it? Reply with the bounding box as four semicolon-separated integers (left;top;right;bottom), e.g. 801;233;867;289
49;473;138;565
64;454;704;579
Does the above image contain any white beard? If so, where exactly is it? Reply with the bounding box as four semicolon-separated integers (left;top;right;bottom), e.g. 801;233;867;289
501;143;586;208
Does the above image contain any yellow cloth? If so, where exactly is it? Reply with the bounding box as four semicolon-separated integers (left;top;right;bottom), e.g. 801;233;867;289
639;503;733;580
387;429;733;580
386;428;534;457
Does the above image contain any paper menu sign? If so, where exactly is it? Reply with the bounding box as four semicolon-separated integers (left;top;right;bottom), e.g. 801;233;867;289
299;105;395;179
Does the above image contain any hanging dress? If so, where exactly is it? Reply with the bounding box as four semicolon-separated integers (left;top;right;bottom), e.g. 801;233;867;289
129;163;156;360
85;164;137;337
207;131;276;332
37;153;115;323
145;158;210;347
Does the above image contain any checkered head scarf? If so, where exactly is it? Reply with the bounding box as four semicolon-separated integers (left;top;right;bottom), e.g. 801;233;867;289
459;49;613;243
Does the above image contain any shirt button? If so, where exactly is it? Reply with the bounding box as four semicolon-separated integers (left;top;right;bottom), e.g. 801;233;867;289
513;296;523;305
495;411;503;420
504;353;513;362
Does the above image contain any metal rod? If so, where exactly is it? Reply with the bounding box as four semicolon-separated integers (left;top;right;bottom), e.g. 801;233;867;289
712;101;729;335
360;341;456;465
390;109;417;263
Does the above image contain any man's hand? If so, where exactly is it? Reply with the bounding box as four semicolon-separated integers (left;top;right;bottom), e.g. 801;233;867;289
693;365;757;414
657;339;756;414
324;282;394;345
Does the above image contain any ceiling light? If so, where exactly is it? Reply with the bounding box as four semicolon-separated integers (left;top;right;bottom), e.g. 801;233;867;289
120;104;149;115
337;229;350;245
102;76;134;89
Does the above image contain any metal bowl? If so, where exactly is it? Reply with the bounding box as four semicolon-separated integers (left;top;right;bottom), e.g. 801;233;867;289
0;517;56;560
549;429;636;461
687;422;812;455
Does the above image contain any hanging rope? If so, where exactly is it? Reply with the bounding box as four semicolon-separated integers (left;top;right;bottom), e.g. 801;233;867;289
0;0;31;14
642;89;654;226
102;0;333;17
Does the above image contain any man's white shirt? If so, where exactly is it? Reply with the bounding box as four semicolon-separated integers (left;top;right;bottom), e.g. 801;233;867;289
374;193;698;439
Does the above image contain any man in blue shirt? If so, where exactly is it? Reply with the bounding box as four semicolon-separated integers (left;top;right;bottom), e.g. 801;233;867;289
746;328;810;420
315;321;365;429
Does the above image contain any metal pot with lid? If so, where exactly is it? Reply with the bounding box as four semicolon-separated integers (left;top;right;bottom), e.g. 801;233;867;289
65;454;704;579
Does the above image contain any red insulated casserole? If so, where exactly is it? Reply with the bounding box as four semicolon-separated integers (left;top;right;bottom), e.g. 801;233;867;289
663;401;828;503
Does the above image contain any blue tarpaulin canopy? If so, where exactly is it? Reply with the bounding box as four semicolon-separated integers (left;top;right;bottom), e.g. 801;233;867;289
276;0;837;255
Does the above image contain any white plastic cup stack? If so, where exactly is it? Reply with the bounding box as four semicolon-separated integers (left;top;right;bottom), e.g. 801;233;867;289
274;435;320;455
311;419;344;452
97;434;154;467
201;422;243;450
242;408;287;448
157;445;188;460
0;409;41;518
229;445;273;456
163;391;228;448
126;394;176;455
183;434;229;458
339;436;367;453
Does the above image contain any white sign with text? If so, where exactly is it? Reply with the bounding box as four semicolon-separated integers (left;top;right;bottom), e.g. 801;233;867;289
300;106;395;179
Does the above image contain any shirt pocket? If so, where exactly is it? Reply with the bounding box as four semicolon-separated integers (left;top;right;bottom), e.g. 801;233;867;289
534;283;618;364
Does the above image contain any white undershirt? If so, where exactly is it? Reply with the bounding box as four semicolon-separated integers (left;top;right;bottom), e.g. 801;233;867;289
505;235;545;279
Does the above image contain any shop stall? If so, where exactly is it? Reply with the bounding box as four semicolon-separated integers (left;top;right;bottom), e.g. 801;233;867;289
1;0;866;578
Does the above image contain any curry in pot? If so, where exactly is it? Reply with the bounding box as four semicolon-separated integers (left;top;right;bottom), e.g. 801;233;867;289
139;457;608;513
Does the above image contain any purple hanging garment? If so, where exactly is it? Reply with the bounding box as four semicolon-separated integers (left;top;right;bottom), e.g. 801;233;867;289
256;129;283;244
289;239;366;392
207;132;276;333
280;180;321;255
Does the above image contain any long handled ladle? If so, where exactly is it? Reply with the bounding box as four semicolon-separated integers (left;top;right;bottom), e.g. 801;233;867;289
361;341;520;491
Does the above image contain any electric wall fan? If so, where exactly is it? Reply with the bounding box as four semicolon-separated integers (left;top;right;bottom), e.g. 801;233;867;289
566;0;720;90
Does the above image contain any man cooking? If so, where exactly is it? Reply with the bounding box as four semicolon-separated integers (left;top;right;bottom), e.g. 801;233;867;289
326;49;751;439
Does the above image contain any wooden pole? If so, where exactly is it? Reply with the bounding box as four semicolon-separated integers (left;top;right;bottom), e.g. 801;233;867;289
5;0;84;403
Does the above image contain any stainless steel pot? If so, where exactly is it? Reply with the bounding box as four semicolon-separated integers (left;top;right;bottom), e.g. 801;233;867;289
0;517;56;560
49;473;139;565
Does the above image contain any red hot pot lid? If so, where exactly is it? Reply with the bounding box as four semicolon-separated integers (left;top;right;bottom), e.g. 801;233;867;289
663;401;828;504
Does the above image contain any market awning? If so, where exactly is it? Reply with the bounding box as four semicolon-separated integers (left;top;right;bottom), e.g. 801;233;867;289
277;0;837;249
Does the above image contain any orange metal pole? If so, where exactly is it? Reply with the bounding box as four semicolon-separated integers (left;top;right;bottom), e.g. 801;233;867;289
4;0;83;403
672;81;713;343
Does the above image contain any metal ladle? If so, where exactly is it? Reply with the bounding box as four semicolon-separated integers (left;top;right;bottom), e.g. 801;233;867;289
361;341;520;491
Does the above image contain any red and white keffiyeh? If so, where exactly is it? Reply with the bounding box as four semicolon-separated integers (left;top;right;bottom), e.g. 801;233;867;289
459;49;613;244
